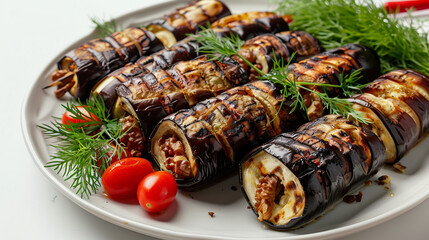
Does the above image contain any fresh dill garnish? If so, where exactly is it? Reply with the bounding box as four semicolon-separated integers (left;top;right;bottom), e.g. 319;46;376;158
91;17;119;38
262;54;370;123
273;0;429;75
339;69;367;97
39;97;128;198
192;27;370;123
190;25;266;76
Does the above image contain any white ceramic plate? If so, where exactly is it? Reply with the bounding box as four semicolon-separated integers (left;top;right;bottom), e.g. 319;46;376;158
22;0;429;239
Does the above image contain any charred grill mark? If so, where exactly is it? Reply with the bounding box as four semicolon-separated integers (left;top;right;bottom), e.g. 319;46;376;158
149;0;231;41
285;44;379;121
211;11;289;40
50;0;231;100
240;69;429;230
51;27;164;99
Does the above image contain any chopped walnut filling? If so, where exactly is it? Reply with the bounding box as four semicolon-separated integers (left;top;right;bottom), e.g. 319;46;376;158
375;175;391;185
254;174;284;221
119;115;145;156
159;136;192;178
393;162;406;173
343;191;363;203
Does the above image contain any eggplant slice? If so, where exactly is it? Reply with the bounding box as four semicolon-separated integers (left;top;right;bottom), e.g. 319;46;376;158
147;0;231;45
239;70;429;230
48;0;231;99
240;125;385;229
210;11;290;40
115;31;323;139
150;81;295;190
149;44;380;190
91;14;296;116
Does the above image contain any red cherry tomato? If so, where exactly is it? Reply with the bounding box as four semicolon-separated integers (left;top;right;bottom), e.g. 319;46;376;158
101;157;153;201
61;105;100;125
137;171;177;213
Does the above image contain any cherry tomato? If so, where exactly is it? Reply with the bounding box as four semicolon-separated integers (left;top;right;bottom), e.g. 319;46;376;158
137;171;177;213
61;105;100;125
101;157;153;201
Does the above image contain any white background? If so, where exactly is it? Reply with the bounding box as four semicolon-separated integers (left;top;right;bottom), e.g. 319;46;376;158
2;0;429;239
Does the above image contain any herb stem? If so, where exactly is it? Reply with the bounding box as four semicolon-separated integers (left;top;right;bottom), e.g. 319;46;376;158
236;54;266;76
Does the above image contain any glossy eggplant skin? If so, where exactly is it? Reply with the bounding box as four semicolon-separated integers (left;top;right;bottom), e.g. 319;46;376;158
50;0;231;100
148;0;231;41
149;44;378;190
54;27;164;99
239;70;429;229
287;43;380;120
115;31;322;134
91;39;200;113
234;31;322;81
377;70;429;134
150;80;299;190
348;70;429;162
153;111;231;189
240;124;385;229
211;11;289;40
119;56;249;137
91;16;295;115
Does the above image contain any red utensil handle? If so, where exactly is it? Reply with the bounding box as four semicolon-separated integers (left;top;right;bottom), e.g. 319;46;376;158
385;0;429;13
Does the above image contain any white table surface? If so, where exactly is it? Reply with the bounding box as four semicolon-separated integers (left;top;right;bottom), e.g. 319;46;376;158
2;0;429;239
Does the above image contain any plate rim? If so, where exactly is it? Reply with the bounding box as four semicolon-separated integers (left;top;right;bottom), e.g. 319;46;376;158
21;0;429;239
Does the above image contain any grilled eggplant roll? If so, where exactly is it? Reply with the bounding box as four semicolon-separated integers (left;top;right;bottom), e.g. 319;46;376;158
150;80;300;190
287;43;380;121
210;11;290;40
147;0;231;46
49;0;231;100
233;31;322;81
239;69;429;229
348;69;429;163
240;118;385;229
91;16;296;115
92;38;201;116
149;44;380;190
104;31;322;129
50;27;164;99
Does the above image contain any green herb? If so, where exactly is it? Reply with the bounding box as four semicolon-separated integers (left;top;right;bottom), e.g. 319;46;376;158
91;17;119;38
274;0;429;75
39;97;127;198
263;55;370;123
191;28;370;123
339;69;367;97
191;25;265;76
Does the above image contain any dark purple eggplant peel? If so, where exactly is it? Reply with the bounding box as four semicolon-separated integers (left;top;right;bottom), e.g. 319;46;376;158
112;30;321;151
239;69;429;230
91;11;298;117
149;44;379;190
47;0;231;100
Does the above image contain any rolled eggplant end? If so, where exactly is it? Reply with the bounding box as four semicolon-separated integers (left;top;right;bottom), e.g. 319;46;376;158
150;120;197;179
241;151;305;226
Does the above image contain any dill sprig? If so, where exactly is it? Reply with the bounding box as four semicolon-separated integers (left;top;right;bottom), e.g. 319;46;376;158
91;17;119;38
339;69;368;97
274;0;429;75
190;25;266;76
262;55;370;123
39;97;128;198
192;27;369;123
